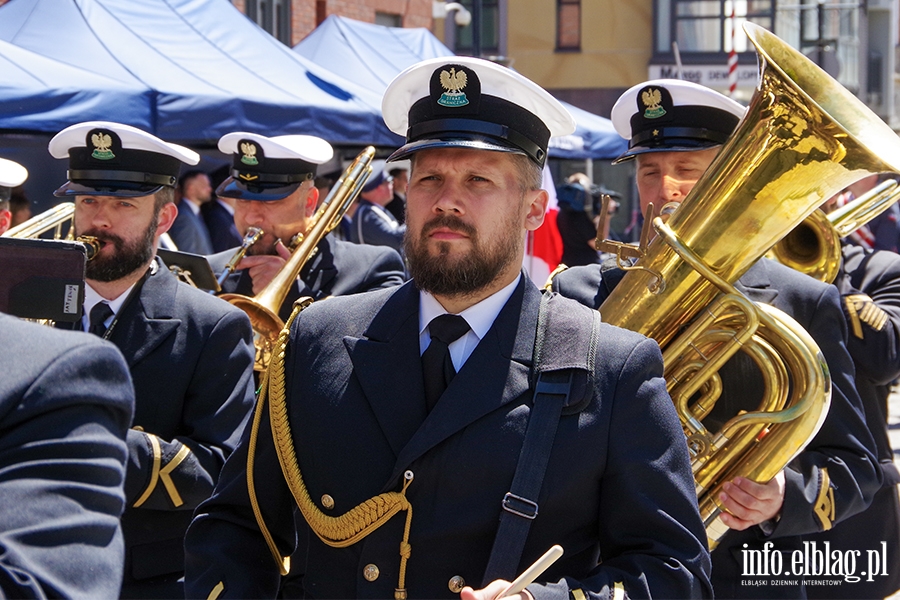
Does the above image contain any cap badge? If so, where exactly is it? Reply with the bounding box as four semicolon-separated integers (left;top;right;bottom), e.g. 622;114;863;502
240;142;259;166
91;132;115;160
438;67;469;107
641;88;666;119
238;173;259;182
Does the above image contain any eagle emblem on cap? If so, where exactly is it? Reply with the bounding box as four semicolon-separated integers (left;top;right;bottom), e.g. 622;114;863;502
91;132;115;160
642;88;666;119
240;142;259;166
437;67;469;107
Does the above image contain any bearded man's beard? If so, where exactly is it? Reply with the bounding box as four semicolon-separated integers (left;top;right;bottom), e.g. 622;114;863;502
80;214;157;282
405;213;523;297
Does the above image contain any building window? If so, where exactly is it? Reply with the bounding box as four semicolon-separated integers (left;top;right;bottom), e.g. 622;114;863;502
654;0;861;91
246;0;291;45
453;0;501;56
557;0;581;51
375;12;402;27
656;0;772;54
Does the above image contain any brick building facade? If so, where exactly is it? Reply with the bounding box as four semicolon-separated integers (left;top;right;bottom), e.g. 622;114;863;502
239;0;431;47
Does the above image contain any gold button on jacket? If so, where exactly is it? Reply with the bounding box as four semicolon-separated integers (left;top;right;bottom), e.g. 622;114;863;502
363;564;379;581
448;576;466;593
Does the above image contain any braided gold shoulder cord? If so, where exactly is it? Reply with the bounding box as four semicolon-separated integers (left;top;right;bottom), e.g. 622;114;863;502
247;300;415;599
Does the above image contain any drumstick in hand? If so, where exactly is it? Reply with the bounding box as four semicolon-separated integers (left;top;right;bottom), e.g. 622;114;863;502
495;545;564;599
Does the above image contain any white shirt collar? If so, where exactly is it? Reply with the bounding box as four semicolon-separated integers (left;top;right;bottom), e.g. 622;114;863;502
216;198;235;215
82;281;136;332
418;274;521;369
181;197;202;215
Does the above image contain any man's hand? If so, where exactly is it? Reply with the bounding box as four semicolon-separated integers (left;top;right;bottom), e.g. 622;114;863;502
718;470;786;530
460;580;531;600
236;240;292;294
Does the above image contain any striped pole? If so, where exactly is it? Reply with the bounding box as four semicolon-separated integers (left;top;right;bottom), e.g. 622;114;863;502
728;3;738;97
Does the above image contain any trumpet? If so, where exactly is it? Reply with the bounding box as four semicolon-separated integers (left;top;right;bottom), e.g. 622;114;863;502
3;201;100;259
221;146;375;371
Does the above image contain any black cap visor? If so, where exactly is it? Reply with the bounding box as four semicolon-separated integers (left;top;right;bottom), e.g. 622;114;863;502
612;138;724;164
216;177;303;202
53;180;166;198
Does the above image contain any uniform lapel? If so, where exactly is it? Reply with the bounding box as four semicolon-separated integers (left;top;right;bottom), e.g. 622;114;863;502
386;277;540;488
736;258;779;305
300;238;338;299
344;282;428;459
107;261;180;367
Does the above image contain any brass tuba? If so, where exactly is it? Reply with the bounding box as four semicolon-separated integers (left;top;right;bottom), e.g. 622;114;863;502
597;23;900;548
220;146;375;371
769;178;900;283
3;201;100;259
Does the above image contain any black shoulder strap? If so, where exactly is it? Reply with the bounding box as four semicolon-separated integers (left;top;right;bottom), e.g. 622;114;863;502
482;292;600;584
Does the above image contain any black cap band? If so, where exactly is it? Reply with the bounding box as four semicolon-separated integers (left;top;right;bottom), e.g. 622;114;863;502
230;169;313;185
408;117;545;165
68;169;177;187
628;104;740;150
63;129;183;195
630;126;732;149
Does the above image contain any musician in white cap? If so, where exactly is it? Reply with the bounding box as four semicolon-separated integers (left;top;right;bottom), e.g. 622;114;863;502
551;80;881;599
208;133;405;320
0;157;28;235
48;121;257;598
185;58;711;600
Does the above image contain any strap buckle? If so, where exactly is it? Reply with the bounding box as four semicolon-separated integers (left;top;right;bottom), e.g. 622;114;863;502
502;492;539;520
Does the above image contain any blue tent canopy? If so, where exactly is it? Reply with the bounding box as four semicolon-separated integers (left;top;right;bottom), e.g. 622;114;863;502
293;15;627;160
0;41;152;133
0;39;154;133
0;0;402;146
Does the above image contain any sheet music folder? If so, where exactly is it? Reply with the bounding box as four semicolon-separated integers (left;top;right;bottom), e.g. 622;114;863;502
0;237;86;322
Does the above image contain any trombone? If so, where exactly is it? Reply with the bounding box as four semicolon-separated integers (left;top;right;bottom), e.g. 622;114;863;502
220;146;375;371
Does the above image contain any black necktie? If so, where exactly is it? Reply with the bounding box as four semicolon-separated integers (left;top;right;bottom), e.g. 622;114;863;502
89;302;114;337
422;314;471;411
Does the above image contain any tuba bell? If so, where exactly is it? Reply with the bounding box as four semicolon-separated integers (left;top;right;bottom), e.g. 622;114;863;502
597;23;900;548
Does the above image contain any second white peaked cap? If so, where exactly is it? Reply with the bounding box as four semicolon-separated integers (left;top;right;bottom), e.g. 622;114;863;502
382;56;575;167
0;157;28;189
216;133;334;202
48;121;199;197
610;79;746;163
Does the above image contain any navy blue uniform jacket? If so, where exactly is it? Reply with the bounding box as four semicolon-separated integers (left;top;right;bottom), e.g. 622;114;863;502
168;199;214;255
0;314;135;598
102;260;257;590
551;258;881;598
185;278;713;599
201;199;242;254
208;234;406;322
805;243;900;598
